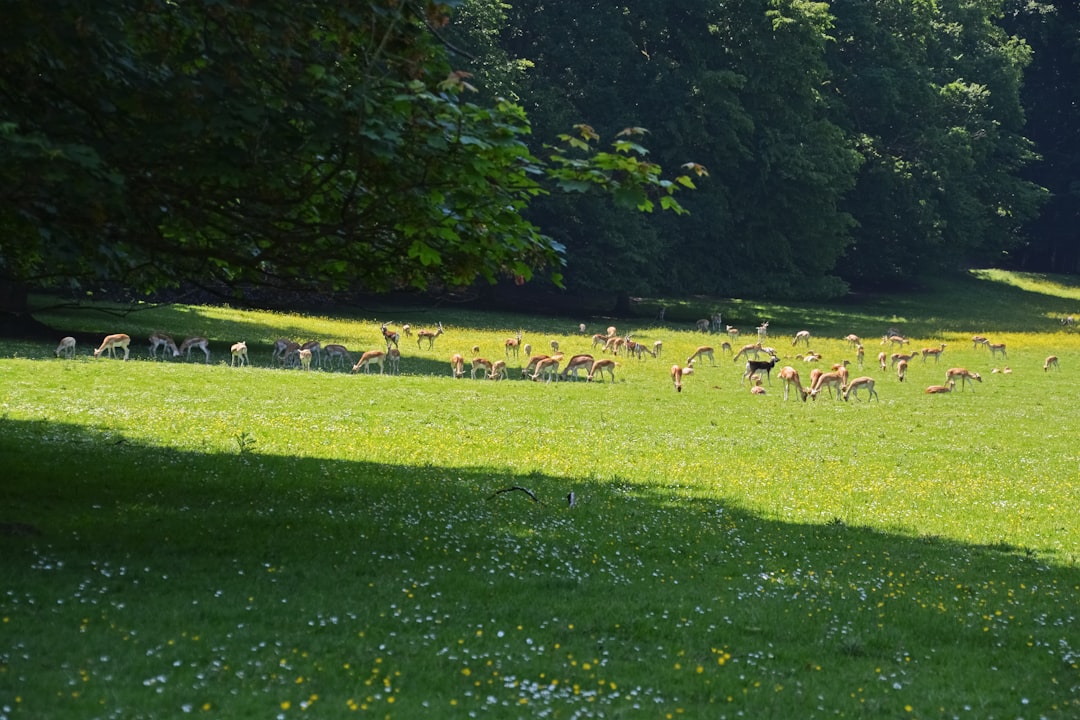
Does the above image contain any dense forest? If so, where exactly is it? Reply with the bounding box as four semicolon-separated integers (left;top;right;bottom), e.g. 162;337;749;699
1;1;1077;310
453;0;1078;298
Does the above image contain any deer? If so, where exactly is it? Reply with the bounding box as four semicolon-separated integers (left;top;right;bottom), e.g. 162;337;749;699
843;376;879;402
55;336;77;359
300;340;322;369
521;354;549;379
450;353;465;378
844;334;861;348
93;333;131;360
271;338;296;366
417;322;444;350
587;358;617;383
560;354;594;381
671;364;687;392
778;366;808;402
878;351;888;372
401;324;412;337
756;321;769;341
945;367;982;392
386;347;401;375
743;352;781;385
298;348;313;371
149;333;180;359
352;349;385;374
179;337;211;364
732;342;763;362
505;330;523;359
856;345;865;369
988;342;1007;359
653;340;663;358
972;335;990;349
530;353;563;382
695;318;710;333
897;359;908;383
921;343;946;362
925;380;956;394
792;330;811;347
809;370;844;400
489;359;508;380
230;341;248;367
276;340;301;368
381;323;400;351
323;344;354;370
550;340;560;354
883;334;909;347
687;346;716;367
1045;355;1059;371
471;356;493;379
890;351;917;368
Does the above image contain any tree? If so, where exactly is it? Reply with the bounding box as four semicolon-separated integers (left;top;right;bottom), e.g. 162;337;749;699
0;0;697;314
826;0;1045;287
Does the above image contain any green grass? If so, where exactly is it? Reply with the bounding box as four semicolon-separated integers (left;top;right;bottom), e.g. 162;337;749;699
2;271;1079;719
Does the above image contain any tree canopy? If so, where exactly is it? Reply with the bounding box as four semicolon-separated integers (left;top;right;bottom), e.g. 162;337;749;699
0;0;699;306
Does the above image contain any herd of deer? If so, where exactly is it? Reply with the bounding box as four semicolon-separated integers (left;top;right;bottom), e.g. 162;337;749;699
61;324;1061;398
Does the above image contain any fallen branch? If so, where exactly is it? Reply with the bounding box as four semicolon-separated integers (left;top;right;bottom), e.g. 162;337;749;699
489;486;540;503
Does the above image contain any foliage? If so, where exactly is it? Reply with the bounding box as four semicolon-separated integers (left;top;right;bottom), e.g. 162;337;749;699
3;286;1080;718
0;1;695;302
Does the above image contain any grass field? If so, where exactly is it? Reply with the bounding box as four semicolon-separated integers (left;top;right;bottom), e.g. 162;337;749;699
2;271;1079;719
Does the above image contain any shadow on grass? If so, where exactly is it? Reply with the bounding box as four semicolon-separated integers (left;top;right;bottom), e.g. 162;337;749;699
2;418;1078;718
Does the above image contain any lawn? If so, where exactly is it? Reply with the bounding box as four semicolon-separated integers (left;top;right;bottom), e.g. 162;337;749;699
1;271;1078;719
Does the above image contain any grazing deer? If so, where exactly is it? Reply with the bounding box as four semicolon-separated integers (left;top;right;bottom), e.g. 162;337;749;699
587;358;617;383
945;367;982;392
530;353;563;383
417;322;444;350
450;353;465;379
778;366;808;402
323;344;354;370
471;356;493;380
988;342;1007;359
972;335;990;349
149;333;180;359
792;330;811;347
352;350;385;374
732;342;762;362
695;318;710;333
1044;355;1059;372
809;370;844;400
55;336;77;359
671;364;686;392
896;359;908;383
844;334;861;348
521;354;549;379
843;376;879;402
94;333;131;360
489;359;508;380
560;354;594;381
230;341;248;367
179;337;211;364
687;346;716;367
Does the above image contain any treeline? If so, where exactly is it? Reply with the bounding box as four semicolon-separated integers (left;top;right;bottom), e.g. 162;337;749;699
453;0;1077;298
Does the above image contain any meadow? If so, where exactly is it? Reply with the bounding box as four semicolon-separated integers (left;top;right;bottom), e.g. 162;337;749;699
1;271;1079;719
